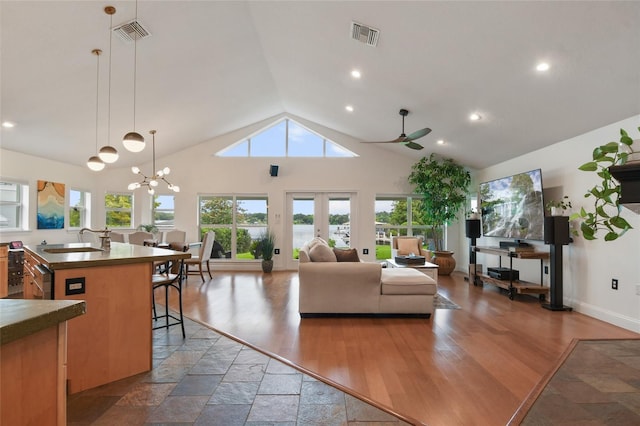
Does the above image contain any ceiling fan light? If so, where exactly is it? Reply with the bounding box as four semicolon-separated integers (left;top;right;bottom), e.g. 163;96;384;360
87;156;105;171
123;131;145;152
98;145;119;163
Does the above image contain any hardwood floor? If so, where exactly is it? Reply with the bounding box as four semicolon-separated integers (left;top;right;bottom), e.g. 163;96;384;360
177;270;639;425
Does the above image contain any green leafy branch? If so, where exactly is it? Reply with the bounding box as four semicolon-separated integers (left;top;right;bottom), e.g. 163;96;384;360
570;128;637;241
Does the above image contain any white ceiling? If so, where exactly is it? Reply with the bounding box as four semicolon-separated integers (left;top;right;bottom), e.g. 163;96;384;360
2;1;640;170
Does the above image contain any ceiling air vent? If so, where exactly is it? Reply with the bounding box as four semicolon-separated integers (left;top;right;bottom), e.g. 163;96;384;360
112;19;151;43
350;21;379;47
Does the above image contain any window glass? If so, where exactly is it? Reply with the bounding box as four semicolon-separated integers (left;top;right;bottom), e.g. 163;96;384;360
0;180;27;230
69;189;90;229
199;195;269;260
374;196;431;260
153;195;175;228
288;121;323;156
251;120;286;157
105;193;132;228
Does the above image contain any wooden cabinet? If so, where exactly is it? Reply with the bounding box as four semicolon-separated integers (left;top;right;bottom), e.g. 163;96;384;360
0;245;8;298
472;246;549;300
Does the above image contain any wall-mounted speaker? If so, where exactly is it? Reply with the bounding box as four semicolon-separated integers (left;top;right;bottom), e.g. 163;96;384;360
465;219;481;238
544;216;570;245
269;165;279;177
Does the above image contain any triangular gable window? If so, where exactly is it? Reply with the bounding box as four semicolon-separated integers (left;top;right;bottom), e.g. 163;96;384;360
217;118;356;158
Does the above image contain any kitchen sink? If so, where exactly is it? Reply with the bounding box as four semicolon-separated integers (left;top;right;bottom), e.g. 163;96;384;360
43;247;104;254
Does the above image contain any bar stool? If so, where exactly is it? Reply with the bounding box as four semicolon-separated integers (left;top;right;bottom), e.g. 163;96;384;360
152;243;188;338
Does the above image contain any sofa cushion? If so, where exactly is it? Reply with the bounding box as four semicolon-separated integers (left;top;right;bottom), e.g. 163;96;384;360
309;243;337;262
307;237;328;250
298;246;311;263
333;248;360;262
380;268;437;295
397;238;420;255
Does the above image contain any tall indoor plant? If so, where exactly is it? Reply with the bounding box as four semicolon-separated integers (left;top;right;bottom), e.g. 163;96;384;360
409;153;471;275
571;127;638;241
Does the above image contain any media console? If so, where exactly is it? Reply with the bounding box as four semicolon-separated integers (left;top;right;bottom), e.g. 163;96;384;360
471;246;549;301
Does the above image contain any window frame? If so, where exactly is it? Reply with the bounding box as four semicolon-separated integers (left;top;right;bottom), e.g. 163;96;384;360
104;192;133;229
0;179;29;231
68;188;91;230
152;194;175;229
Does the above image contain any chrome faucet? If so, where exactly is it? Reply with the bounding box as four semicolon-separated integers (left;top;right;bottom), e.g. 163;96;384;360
79;227;112;251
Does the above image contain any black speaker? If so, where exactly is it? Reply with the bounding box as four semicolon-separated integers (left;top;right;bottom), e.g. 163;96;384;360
544;216;570;245
465;219;481;238
269;165;279;177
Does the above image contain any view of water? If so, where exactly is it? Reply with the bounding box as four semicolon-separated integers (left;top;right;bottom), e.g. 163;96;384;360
247;224;349;248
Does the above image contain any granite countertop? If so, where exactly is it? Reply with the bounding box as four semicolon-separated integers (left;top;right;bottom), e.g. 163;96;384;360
25;242;191;270
0;299;86;345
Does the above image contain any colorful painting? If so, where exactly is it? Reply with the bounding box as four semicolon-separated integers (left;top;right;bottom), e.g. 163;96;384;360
37;180;65;229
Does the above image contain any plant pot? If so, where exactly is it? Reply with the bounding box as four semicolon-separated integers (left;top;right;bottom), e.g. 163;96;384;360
261;259;273;273
431;251;456;276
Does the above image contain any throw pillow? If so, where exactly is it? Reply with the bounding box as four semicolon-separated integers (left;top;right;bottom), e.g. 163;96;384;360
309;243;337;262
396;238;420;256
307;237;328;250
333;248;360;262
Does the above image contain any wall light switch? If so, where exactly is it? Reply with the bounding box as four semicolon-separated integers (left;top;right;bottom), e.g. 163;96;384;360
363;248;369;255
274;249;280;255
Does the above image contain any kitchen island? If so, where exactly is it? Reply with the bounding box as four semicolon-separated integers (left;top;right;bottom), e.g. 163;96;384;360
22;242;190;394
1;299;86;425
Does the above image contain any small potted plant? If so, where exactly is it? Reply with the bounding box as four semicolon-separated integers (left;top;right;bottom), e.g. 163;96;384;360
257;229;276;273
545;196;572;216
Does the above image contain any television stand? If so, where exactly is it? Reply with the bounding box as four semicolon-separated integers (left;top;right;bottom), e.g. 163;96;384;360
472;246;549;301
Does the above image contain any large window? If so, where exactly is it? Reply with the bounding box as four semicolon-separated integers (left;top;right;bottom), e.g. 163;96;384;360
153;195;175;228
0;180;28;230
374;196;436;260
69;188;91;229
217;118;356;158
105;193;132;228
199;195;268;260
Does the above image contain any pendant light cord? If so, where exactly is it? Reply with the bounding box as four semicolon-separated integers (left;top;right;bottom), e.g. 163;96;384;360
95;50;100;151
107;12;113;147
132;0;138;131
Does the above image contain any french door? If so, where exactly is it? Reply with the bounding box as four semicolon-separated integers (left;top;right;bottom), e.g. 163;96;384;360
285;192;353;269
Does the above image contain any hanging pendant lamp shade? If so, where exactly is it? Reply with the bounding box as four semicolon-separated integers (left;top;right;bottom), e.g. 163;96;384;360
98;6;119;164
123;131;145;152
87;155;105;171
98;145;119;162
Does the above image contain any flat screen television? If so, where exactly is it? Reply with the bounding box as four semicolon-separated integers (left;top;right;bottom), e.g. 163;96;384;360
479;169;545;240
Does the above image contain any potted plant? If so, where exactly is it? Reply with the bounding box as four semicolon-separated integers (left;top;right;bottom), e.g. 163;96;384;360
409;153;471;275
571;127;638;241
137;223;159;238
256;229;276;273
545;196;572;216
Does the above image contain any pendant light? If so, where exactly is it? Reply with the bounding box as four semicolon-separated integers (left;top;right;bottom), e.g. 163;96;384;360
128;130;180;194
87;49;105;172
122;0;145;153
98;6;119;163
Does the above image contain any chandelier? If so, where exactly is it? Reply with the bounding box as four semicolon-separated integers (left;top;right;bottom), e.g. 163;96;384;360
127;130;180;194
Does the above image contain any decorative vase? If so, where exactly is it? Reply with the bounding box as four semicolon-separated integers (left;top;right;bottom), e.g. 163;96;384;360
262;259;273;273
431;251;456;276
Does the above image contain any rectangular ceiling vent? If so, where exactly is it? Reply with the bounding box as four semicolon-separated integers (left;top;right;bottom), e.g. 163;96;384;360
351;21;379;47
112;20;151;43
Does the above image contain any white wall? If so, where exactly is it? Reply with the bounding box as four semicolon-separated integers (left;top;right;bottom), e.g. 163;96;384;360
471;115;640;332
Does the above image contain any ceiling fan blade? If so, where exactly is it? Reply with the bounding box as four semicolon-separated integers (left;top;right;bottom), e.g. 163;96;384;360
362;134;407;144
403;141;424;150
406;127;431;141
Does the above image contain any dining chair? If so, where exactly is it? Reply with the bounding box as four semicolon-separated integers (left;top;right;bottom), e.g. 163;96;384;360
152;242;189;338
184;231;215;282
163;229;186;245
128;231;154;246
110;232;126;243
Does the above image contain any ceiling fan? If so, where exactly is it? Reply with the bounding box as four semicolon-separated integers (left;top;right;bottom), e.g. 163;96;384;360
363;109;431;150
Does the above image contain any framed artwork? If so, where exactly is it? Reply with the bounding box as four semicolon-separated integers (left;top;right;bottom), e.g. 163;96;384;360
37;180;65;229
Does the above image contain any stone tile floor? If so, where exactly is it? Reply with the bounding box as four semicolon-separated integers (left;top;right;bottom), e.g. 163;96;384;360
68;315;412;425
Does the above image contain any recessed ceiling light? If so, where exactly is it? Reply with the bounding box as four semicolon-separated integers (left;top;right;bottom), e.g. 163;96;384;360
351;70;361;79
345;105;354;112
536;62;550;72
437;139;445;145
469;113;481;121
2;121;15;128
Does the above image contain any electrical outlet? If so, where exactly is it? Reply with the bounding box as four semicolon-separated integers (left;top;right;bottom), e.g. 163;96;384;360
274;248;280;255
612;279;618;290
544;266;549;274
363;248;369;255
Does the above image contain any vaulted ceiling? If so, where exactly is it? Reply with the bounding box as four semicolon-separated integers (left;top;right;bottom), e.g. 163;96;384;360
2;1;639;170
